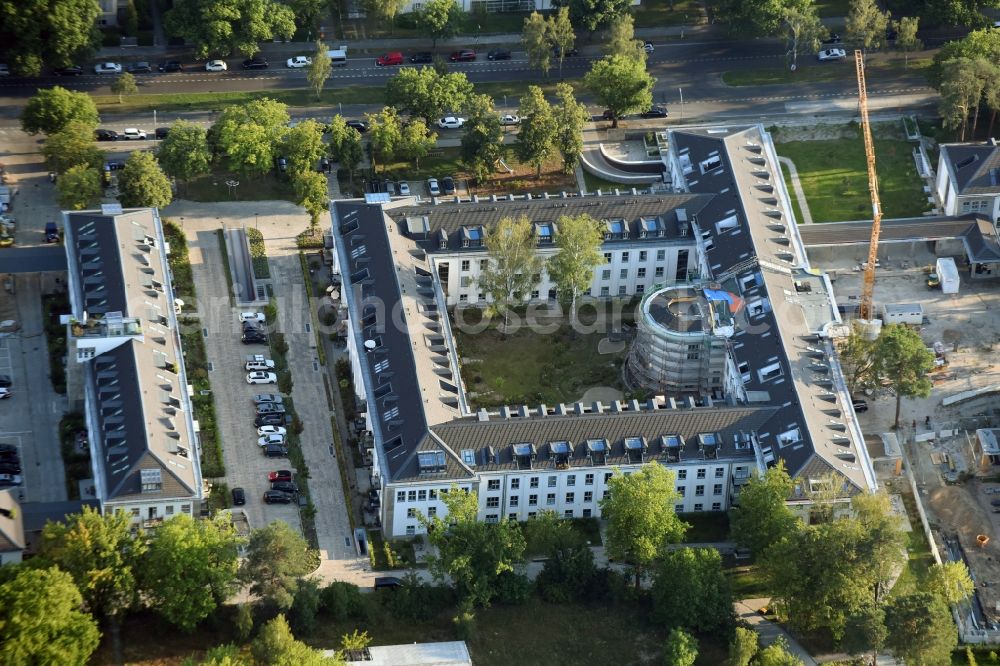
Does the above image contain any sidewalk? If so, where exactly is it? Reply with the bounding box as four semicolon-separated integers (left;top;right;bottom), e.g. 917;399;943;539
734;598;818;665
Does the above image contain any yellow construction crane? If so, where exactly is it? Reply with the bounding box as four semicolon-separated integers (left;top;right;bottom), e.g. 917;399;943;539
855;49;882;322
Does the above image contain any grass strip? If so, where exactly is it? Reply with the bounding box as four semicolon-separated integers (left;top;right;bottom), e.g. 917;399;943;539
779;161;808;225
215;229;235;306
722;57;931;87
246;227;270;279
179;321;225;478
299;251;326;367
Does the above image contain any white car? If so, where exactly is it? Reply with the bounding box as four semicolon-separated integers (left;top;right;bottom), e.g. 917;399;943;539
427;178;440;196
121;128;147;140
239;312;266;323
643;41;654;53
499;114;520;126
0;64;9;76
286;56;312;68
258;434;286;447
437;116;465;129
257;425;287;436
246;371;278;384
817;48;847;61
94;62;122;74
398;182;410;195
205;60;228;71
0;387;11;400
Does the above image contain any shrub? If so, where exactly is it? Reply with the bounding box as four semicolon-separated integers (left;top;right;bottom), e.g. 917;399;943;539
493;571;531;605
320;581;366;621
246;227;270;279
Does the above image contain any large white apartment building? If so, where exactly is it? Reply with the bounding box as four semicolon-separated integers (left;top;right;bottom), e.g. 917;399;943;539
331;124;877;539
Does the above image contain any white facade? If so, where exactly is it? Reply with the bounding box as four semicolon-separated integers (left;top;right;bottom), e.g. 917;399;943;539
935;145;1000;220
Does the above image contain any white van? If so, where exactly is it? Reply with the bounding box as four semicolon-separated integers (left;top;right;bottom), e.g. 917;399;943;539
327;47;348;67
246;360;276;371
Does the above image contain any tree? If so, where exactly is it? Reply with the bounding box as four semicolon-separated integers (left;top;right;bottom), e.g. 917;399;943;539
292;169;329;229
927;561;974;605
601;464;687;589
930;29;1000;89
398;118;437;170
873;324;935;428
38;506;146;652
522;12;552;77
385;67;474;124
653;547;734;634
535;541;597;603
363;0;407;28
157;120;212;189
552;83;588;174
307;41;333;100
281;120;326;175
782;0;825;72
566;0;632;34
340;629;372;661
549;7;576;79
606;14;644;59
663;628;698;666
729;460;798;559
836;322;879;396
164;0;296;59
477;215;544;333
118;151;173;208
584;54;655;128
141;514;243;632
286;0;326;34
0;0;101;77
714;0;787;37
418;485;526;607
884;592;958;665
326;115;365;184
728;626;759;666
288;578;322;636
21;86;99;135
460;94;505;183
415;0;462;48
939;57;983;141
756;637;804;666
842;605;887;665
516;85;558;179
251;615;343;666
850;492;907;606
110;72;137;104
894;17;922;68
366;106;403;172
57;164;103;210
41;120;103;174
213;98;290;177
546;213;603;315
845;0;890;52
241;521;317;610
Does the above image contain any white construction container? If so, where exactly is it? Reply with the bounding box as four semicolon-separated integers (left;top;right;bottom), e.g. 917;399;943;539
881;303;924;325
936;257;959;294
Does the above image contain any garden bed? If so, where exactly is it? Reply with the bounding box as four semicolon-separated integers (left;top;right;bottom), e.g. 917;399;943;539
246;227;270;279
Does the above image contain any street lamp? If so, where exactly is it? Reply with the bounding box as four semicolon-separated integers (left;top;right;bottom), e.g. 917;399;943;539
225;179;240;199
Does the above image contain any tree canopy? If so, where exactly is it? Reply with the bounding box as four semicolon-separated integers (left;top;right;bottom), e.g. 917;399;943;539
111;72;138;104
385;67;474;124
240;521;318;610
461;94;505;183
522;12;552;77
515;86;558;179
56;164;103;210
605;14;645;59
326;115;365;181
714;0;787;37
601;464;687;588
552;83;588;174
307;41;333;100
414;0;462;47
280;120;326;175
21;87;99;136
729;460;799;559
477;215;545;332
546;213;604;312
845;0;890;51
251;615;344;666
565;0;632;33
0;0;101;76
164;0;296;58
366;106;404;170
118;151;173;208
875;324;935;427
884;592;958;665
213;98;290;177
584;55;655;128
42;120;104;174
157;120;212;187
653;547;735;634
0;566;101;666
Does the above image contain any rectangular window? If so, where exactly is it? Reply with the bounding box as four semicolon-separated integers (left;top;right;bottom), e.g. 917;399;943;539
639;250;647;262
461;260;470;272
678;469;687;480
697;468;706;479
530;477;539;488
480;259;489;271
656;249;666;261
408;490;417;501
603;490;610;499
488;479;500;490
585;473;594;485
694;503;703;512
459;294;468;303
511;478;520;489
406;525;416;535
529;494;538;506
621;251;629;262
429;489;438;500
407;508;416;518
637;267;646;278
509;513;518;521
567;475;576;486
583;509;592;518
601;286;610;296
618;285;627;296
510;495;519;507
715;468;725;478
676;249;689;281
130;507;140;517
678;486;686;497
528;512;537;519
564;510;574;518
478;293;485;302
428;506;437;517
584;491;593;503
604;252;612;263
695;485;705;496
486;497;499;508
397;491;405;502
636;284;645;294
548;476;557;487
605;472;613;483
565;492;575;503
655;266;664;278
181;504;191;513
619;269;628;280
165;505;174;515
418;489;427;501
714;484;723;495
485;515;499;524
546;493;556;505
602;269;611;280
712;502;722;511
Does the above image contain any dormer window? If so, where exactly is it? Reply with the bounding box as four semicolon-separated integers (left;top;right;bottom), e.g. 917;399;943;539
512;442;536;470
461;225;485;248
639;216;664;238
603;218;627;240
534;222;555;243
697;433;719;459
586;439;608;465
140;468;162;493
438;228;449;250
700;155;723;174
549;440;571;467
624;436;646;463
418;450;447;473
661;434;683;462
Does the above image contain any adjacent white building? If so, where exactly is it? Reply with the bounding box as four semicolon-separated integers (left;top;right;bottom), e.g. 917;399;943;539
935;140;1000;222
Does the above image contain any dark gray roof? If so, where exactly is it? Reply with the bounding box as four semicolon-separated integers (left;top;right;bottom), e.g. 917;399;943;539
65;212;128;315
942;143;1000;195
20;499;101;533
91;341;149;497
0;246;67;274
389;193;714;252
961;218;1000;262
798;215;988;247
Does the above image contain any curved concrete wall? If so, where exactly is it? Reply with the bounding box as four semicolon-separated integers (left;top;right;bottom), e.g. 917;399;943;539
599;144;667;174
580;151;662;185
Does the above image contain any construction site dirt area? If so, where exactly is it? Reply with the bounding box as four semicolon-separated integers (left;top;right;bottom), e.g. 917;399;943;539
817;248;1000;628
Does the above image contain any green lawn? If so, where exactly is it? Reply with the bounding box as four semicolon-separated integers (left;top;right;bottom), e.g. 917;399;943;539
96;85;388;114
725;564;772;598
780;162;808;225
890;490;936;597
814;0;851;17
775;136;930;222
722;57;931;87
633;0;705;28
180;169;297;203
582;169;627;193
455;315;625;408
680;512;730;542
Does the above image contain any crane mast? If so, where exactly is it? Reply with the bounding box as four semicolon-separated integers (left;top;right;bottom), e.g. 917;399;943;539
855;49;882;322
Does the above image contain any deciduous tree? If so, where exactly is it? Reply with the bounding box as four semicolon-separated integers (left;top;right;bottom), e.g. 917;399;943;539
213;98;290;177
0;0;101;76
728;626;759;666
326;115;365;184
566;0;632;34
119;151;173;208
385;67;474;124
552;83;588;174
714;0;786;37
111;72;137;104
653;547;735;634
522;12;552;77
280;119;326;175
729;460;798;559
927;561;974;604
601;464;687;589
398;118;437;169
21;86;99;135
42;120;104;174
477;215;544;333
930;28;1000;88
157;120;212;189
415;0;462;48
240;521;318;610
605;14;644;59
286;0;326;34
842;605;888;665
873;324;935;428
884;592;958;665
141;514;243;632
836;321;879;396
418;484;526;607
584;54;655;128
546;213;603;314
663;628;698;666
782;0;825;72
894;16;922;68
57;164;103;210
845;0;890;51
515;85;557;178
307;41;332;100
251;615;344;665
549;7;576;79
0;566;101;666
366;106;403;171
460;94;505;183
363;0;407;28
164;0;296;58
756;637;804;666
292;169;329;229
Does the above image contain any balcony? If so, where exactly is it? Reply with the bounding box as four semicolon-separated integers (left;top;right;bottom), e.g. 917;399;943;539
71;316;142;339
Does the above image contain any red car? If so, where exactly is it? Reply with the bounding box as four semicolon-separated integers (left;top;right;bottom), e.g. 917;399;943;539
449;49;476;62
376;51;404;66
268;469;293;482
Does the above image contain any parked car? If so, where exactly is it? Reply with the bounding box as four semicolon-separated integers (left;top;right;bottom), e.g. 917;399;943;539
258;434;286;447
437;116;465;129
263;444;288;458
817;48;847;61
0;375;11;388
54;65;83;76
153;127;169;140
247;371;278;385
205;60;227;72
991;498;1000;507
44;221;60;243
158;61;183;72
95;129;118;141
268;469;293;482
121;127;147;140
488;48;511;60
94;62;122;74
242;332;267;345
270;480;298;494
242;58;268;70
449;49;476;62
852;399;869;413
258;425;287;437
499;114;520;126
0;473;22;486
602;109;616;121
0;64;7;76
246;358;276;371
643;41;654;53
398;182;410;195
252;394;283;405
263;489;294;504
286;56;312;68
105;160;126;171
0;388;11;400
409;52;433;64
128;61;152;73
640;106;668;118
822;33;841;44
346;120;369;133
376;51;404;66
374;576;402;589
232;487;246;506
552;46;578;57
240;312;266;323
255;414;290;428
441;176;455;195
256;402;287;415
0;463;21;475
427;177;440;196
